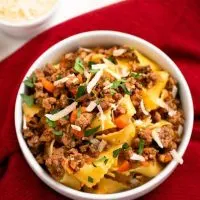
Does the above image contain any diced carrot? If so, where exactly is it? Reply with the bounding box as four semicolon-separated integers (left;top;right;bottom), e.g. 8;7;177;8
141;161;150;167
71;129;84;138
77;74;83;83
41;77;55;93
114;114;130;129
118;160;131;172
70;107;87;123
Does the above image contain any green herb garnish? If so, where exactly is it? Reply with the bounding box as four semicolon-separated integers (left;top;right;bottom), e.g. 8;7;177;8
111;80;122;89
104;158;109;165
76;85;87;99
52;130;63;136
46;118;56;128
122;142;129;150
74;58;84;74
24;77;34;88
21;94;34;107
89;68;99;74
120;83;131;95
88;176;93;183
110;89;116;95
107;56;116;64
113;148;122;158
84;126;100;137
56;74;62;80
77;106;82;118
51;109;60;114
131;72;141;79
138;139;145;155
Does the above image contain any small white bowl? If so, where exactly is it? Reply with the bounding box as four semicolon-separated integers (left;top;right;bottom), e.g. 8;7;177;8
15;31;194;200
0;0;60;37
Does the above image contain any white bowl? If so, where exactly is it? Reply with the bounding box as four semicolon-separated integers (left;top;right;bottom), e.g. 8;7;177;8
15;31;194;200
0;0;60;37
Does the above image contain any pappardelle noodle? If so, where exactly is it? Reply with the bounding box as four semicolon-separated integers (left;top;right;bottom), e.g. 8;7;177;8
22;46;184;194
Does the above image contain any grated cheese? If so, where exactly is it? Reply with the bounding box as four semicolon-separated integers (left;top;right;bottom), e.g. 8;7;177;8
170;149;183;165
103;83;113;90
86;101;97;112
130;153;145;162
157;99;176;117
91;64;107;70
172;85;178;98
140;100;149;115
53;74;76;86
113;49;127;57
97;104;106;130
104;68;121;80
71;124;81;131
177;125;183;136
49;139;55;157
0;0;57;22
45;102;77;121
87;69;103;94
152;128;163;148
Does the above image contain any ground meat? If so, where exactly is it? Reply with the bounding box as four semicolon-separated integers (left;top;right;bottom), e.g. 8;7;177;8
43;64;57;76
34;69;44;80
57;118;69;127
168;110;184;126
66;148;85;172
125;77;136;92
42;97;56;112
61;132;76;149
34;82;47;100
131;90;142;107
114;105;126;117
132;137;140;148
142;147;157;160
27;135;40;149
146;72;158;88
112;93;123;101
122;148;133;160
46;154;65;180
58;94;68;108
88;144;100;158
100;100;110;111
152;111;162;122
79;144;89;153
166;76;177;90
158;152;173;163
27;117;41;129
36;153;44;164
138;129;152;146
135;65;151;74
159;126;176;149
65;74;79;87
40;129;54;142
23;128;34;138
75;113;93;129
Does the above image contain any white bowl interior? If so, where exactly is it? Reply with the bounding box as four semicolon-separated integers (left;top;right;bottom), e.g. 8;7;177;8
15;31;194;200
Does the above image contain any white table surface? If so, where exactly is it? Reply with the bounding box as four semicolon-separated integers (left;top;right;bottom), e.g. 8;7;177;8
0;0;120;61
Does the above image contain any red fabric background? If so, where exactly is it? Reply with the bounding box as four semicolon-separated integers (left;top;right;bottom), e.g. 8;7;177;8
0;0;200;199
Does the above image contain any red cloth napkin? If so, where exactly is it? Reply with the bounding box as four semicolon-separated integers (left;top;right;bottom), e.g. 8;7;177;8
0;0;200;199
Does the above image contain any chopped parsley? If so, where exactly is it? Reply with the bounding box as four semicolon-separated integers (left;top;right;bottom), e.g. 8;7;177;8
74;58;84;74
107;56;116;64
111;79;131;95
113;148;122;158
110;89;116;95
84;126;100;137
138;139;145;155
24;77;34;88
89;68;99;73
122;142;129;150
120;83;131;95
88;176;93;183
104;158;109;165
21;94;34;107
56;74;62;80
52;130;63;136
46;118;56;128
88;61;96;68
76;85;87;99
131;72;141;79
51;109;60;114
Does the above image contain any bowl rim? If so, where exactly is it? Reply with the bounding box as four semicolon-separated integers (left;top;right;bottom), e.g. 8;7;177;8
14;30;194;200
0;0;60;27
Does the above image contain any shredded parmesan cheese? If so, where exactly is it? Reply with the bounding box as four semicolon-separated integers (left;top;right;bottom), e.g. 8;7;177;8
53;74;75;86
86;101;97;112
170;149;183;165
79;47;92;52
140;100;149;115
130;153;145;162
103;83;113;90
177;125;183;136
98;140;107;152
87;69;103;93
91;64;107;70
172;85;178;98
49;139;55;157
113;49;127;57
45;102;77;121
157;99;176;117
97;104;106;130
152;128;163;148
0;0;57;22
71;124;81;131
